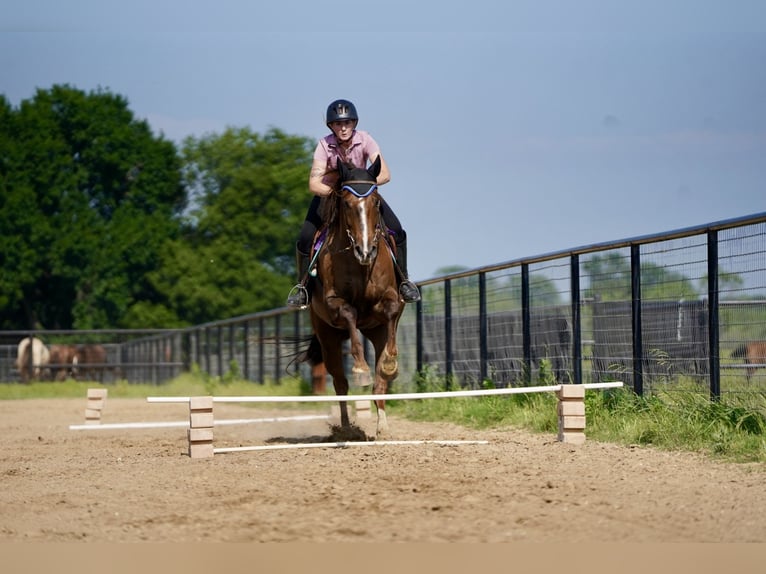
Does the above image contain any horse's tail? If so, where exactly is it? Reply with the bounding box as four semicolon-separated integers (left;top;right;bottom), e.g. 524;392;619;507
732;344;748;359
284;334;323;375
16;338;30;371
299;334;324;366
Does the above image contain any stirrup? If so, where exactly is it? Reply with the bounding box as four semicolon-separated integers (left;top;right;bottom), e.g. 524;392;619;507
286;284;309;309
399;281;421;303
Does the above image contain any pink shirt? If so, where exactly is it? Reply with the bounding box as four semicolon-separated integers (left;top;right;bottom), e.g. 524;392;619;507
313;130;381;173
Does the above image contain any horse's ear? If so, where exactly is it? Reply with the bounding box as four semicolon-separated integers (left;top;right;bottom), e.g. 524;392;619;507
369;155;382;180
338;161;350;182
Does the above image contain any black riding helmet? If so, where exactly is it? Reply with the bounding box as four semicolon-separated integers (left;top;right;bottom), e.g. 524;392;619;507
326;99;358;128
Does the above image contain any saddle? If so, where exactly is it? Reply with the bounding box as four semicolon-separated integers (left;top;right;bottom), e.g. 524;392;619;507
308;226;400;280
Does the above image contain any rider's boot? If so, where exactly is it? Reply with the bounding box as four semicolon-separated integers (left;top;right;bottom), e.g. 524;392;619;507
286;247;311;308
395;239;421;303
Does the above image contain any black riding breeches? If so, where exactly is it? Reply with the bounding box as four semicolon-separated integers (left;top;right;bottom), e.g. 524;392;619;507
297;195;406;254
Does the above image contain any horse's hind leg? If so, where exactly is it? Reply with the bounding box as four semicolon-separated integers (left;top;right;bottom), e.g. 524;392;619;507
319;336;351;428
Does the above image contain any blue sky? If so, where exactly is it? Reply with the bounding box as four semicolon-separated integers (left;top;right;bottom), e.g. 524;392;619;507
3;0;765;281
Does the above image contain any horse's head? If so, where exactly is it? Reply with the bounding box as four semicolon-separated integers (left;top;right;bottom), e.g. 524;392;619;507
337;156;383;266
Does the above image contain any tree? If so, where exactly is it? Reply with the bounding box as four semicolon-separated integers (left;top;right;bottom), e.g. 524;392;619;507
148;127;315;324
582;252;699;301
0;85;185;329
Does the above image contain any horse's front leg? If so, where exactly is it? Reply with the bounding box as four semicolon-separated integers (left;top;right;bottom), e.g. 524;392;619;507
379;298;403;379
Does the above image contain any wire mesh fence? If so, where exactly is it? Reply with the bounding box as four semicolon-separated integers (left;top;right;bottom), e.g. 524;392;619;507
2;212;765;402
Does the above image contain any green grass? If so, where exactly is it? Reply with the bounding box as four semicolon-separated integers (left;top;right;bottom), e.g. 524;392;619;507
386;367;766;463
3;369;766;464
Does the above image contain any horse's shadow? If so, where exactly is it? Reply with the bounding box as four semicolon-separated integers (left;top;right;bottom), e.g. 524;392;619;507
265;423;372;444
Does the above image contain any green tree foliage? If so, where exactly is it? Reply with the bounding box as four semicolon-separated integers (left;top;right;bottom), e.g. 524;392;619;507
146;127;314;324
421;270;562;313
0;85;185;329
583;252;703;301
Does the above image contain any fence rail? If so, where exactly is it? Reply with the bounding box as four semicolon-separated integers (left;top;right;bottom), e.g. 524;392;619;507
2;211;765;400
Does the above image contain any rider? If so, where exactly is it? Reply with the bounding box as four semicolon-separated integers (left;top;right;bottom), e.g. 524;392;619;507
286;99;421;308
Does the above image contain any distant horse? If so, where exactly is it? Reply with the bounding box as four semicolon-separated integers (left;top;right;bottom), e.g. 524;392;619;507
48;344;79;381
16;337;50;383
732;341;766;381
311;362;328;395
302;157;405;437
75;344;108;382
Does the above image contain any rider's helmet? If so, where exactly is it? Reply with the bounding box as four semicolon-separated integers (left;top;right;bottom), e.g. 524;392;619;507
326;99;358;128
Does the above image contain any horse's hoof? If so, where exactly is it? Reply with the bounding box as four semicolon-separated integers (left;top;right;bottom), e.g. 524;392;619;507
352;370;372;387
380;356;398;377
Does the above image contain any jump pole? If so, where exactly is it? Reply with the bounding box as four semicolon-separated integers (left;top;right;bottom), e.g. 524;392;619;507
68;414;329;432
215;440;490;454
147;382;624;458
146;382;624;404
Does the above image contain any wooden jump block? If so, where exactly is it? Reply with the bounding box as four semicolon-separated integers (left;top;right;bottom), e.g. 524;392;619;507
558;401;585;417
557;384;586;444
558;431;586;445
557;384;585;400
188;396;214;459
85;388;108;424
354;400;372;420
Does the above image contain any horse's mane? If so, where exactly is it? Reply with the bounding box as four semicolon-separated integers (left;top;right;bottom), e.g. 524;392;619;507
319;161;362;226
319;193;338;226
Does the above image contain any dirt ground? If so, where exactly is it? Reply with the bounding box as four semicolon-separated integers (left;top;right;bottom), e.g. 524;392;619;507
1;397;765;543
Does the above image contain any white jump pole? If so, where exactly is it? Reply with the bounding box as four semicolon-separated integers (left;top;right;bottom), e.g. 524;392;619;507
214;440;490;454
146;382;624;404
69;414;329;432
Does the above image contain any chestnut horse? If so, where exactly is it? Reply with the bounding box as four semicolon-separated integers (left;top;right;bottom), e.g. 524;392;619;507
732;341;766;381
75;344;109;382
48;344;79;381
303;157;405;437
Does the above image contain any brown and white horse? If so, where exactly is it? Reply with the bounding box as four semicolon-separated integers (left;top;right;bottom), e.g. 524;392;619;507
16;337;50;382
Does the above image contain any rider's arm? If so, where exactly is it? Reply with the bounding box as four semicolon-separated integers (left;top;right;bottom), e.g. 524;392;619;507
308;160;335;197
374;153;391;186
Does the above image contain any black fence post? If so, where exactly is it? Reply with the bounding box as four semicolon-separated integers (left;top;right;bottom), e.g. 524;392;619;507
228;323;235;376
243;321;250;381
479;272;488;385
416;298;423;376
274;314;281;383
631;244;644;396
571;255;582;385
444;278;452;390
216;326;224;379
258;318;265;384
707;230;720;400
521;264;531;385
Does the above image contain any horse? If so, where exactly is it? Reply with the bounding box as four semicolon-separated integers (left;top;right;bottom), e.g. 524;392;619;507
47;344;79;381
302;156;405;438
732;341;766;381
75;344;109;382
15;337;50;383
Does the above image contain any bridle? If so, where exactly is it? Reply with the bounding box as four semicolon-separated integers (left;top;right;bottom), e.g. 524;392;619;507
333;180;385;254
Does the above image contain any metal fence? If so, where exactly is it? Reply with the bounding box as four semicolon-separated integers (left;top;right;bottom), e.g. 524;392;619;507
2;212;765;400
